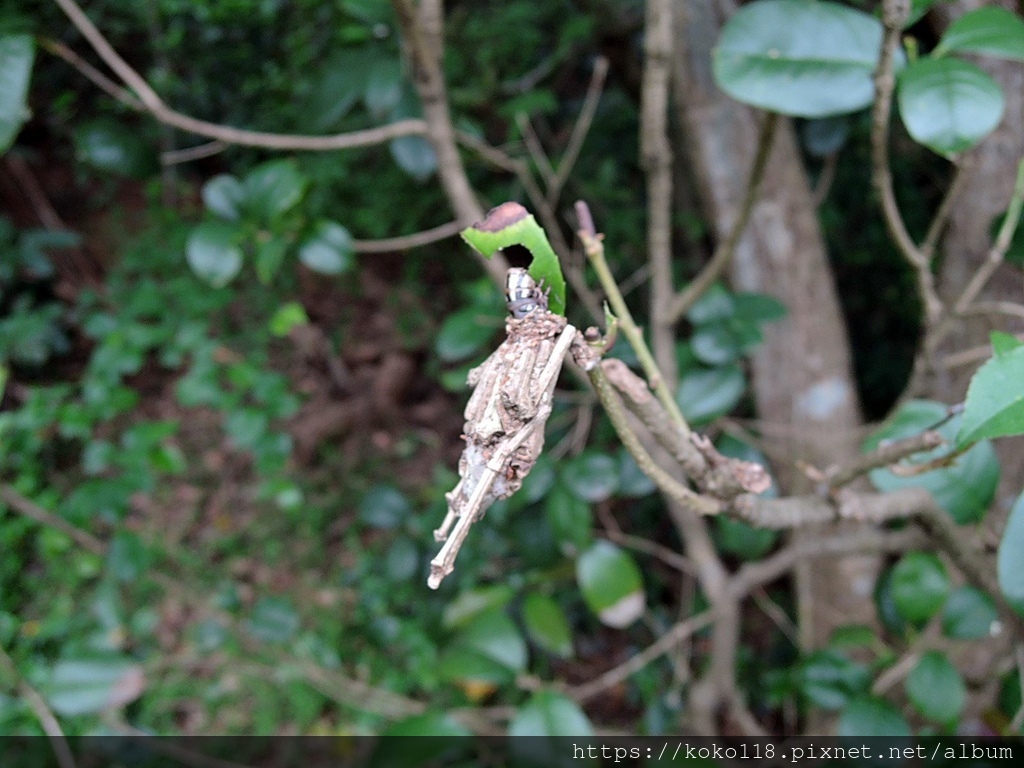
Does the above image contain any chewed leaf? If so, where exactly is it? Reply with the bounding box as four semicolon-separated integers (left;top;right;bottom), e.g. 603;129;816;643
461;203;567;315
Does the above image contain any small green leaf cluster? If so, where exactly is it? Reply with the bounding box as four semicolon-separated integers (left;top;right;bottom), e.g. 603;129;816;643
188;159;354;287
714;0;1024;156
676;283;787;426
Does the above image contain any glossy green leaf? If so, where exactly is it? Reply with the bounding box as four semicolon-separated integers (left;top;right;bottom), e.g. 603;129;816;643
255;236;288;283
828;624;879;652
74;120;156;178
371;714;471;768
576;541;645;628
359;484;411;529
268;302;309;337
42;658;145;716
435;307;501;363
714;516;778;560
442;584;516;630
522;593;573;658
837;696;911;737
897;57;1003;157
801;116;850;157
958;341;1024;445
798;649;871;710
686;282;734;324
0;34;34;153
243;159;307;220
461;203;566;315
390;135;437;181
561;451;619;502
875;562;909;635
364;58;403;118
617;447;656;498
201;175;245;221
909;0;950;28
997;491;1024;616
935;7;1024;61
865;400;999;524
713;0;886;117
246;596;300;643
942;586;998;639
676;363;746;426
691;319;763;365
106;531;150;583
298;220;354;275
508;690;594;736
456;607;528;673
733;292;788;323
306;49;370;131
544;484;593;555
186;222;243;288
906;651;965;725
889;552;950;624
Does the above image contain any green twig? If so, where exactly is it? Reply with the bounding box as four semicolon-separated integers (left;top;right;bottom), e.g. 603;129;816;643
575;201;691;435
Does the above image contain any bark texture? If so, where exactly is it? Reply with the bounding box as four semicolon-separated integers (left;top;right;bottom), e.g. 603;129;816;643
671;0;875;648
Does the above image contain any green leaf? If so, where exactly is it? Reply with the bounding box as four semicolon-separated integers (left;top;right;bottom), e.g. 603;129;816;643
617;447;656;498
306;49;370;131
372;714;472;767
733;292;788;323
383;536;419;581
713;0;887;118
909;0;950;28
676;363;746;426
561;451;619;502
435;307;500;362
957;343;1024;444
942;586;998;639
390;135;437;181
889;552;950;625
797;649;871;710
801;116;850;157
997;491;1024;616
442;584;515;629
0;34;34;153
713;516;778;560
298;220;354;275
837;696;911;737
544;484;593;555
359;484;411;529
242;159;307;221
865;400;999;524
74;120;156;178
991;331;1024;355
246;596;299;643
686;283;734;324
379;712;472;737
897;57;1004;157
255;236;288;283
935;7;1024;61
522;593;573;658
364;58;403;118
508;690;594;736
576;541;645;628
201;175;245;221
456;607;527;673
906;651;965;725
106;531;150;583
186;222;243;288
268;302;309;337
461;202;567;316
42;658;145;716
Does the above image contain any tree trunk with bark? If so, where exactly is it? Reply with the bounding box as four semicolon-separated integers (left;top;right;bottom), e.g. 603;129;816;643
671;0;877;651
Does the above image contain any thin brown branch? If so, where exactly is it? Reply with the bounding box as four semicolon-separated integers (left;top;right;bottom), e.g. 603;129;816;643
352;220;463;253
50;0;431;151
919;158;971;261
547;55;609;205
0;486;106;555
588;363;722;515
640;0;677;387
576;202;691;432
570;611;714;701
942;334;1024;369
872;0;943;325
0;646;77;768
161;141;227;165
516;114;557;188
954;158;1024;315
823;430;944;488
959;301;1024;322
667;111;779;323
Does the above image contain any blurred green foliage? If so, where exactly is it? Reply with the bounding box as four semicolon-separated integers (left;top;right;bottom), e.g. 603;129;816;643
0;0;1022;742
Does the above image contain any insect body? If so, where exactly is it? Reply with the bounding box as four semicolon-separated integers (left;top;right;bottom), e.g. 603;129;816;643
505;267;547;318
